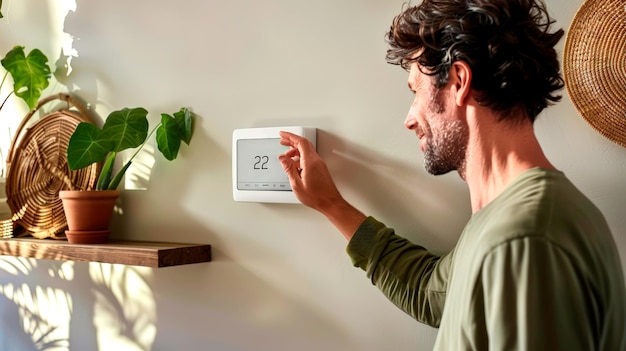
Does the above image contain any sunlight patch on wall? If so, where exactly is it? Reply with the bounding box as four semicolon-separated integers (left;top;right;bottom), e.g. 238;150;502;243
53;0;77;77
90;263;156;351
48;261;75;281
0;256;32;275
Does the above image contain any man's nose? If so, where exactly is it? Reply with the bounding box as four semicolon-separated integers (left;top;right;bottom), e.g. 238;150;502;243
404;114;418;130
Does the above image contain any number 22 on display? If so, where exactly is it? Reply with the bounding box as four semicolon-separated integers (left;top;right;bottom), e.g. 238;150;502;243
254;155;269;170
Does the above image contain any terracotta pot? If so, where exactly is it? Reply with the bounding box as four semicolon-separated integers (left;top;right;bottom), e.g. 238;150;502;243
59;190;120;244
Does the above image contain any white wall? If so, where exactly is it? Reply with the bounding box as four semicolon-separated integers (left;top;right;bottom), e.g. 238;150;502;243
1;0;624;350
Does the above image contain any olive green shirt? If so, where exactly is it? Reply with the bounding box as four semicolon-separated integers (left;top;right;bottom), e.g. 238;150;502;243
347;168;626;350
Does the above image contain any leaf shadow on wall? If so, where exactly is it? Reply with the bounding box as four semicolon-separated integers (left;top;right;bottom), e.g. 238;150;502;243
0;256;156;351
0;257;76;350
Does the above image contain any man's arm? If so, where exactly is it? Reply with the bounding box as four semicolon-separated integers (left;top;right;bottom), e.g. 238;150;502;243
348;216;450;327
279;132;449;325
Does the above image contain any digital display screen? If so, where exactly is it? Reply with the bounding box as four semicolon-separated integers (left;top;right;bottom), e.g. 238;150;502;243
236;138;291;191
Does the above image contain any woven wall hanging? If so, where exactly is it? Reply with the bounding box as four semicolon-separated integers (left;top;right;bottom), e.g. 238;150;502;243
563;0;626;148
3;93;100;239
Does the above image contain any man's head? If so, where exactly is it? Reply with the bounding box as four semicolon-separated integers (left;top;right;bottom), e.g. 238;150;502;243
387;0;564;122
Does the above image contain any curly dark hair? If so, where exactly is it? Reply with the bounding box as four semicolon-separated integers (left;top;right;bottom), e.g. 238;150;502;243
386;0;564;121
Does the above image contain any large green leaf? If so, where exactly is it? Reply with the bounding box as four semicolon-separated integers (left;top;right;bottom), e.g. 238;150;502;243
0;46;51;110
101;107;149;152
156;114;182;161
67;122;114;170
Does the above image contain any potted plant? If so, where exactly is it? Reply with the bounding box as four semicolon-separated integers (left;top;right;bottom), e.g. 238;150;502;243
59;106;193;244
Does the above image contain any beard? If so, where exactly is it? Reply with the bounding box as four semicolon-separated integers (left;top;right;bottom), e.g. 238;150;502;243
423;120;468;176
421;88;469;176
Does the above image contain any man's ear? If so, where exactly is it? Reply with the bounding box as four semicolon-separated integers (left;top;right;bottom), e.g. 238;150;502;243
450;61;472;107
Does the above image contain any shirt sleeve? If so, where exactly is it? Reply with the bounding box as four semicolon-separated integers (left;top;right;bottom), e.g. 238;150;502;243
477;236;598;350
346;216;453;327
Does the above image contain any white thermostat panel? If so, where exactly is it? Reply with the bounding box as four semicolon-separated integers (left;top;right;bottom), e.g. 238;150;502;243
232;126;317;203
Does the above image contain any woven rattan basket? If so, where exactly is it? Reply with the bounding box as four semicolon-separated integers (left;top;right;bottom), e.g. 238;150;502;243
3;93;100;239
563;0;626;148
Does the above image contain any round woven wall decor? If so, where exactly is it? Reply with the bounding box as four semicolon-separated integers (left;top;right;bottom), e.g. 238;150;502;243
5;94;100;239
563;0;626;148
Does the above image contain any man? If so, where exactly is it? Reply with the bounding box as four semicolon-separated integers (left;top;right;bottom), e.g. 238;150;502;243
279;0;626;350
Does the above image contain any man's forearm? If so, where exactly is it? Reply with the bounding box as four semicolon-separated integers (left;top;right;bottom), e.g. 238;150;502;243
319;199;367;240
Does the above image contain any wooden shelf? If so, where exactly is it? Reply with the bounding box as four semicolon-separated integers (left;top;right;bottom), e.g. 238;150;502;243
0;238;211;268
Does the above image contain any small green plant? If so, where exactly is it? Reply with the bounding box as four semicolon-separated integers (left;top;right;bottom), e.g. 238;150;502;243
67;107;193;190
1;2;53;110
1;46;51;111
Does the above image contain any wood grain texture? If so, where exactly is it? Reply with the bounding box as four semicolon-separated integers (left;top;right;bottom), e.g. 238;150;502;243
0;238;211;268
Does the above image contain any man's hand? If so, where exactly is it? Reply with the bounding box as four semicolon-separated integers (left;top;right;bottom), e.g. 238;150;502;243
278;131;366;240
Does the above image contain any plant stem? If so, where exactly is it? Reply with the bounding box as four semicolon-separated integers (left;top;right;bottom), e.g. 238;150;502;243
96;152;116;190
0;71;8;92
0;91;13;111
0;70;12;110
127;123;161;162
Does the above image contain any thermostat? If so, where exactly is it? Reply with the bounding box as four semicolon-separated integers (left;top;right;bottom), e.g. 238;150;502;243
232;126;317;203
